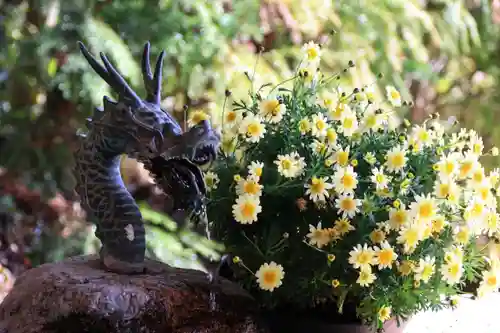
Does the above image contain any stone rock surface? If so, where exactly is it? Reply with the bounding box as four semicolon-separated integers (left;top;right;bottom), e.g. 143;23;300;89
0;255;269;333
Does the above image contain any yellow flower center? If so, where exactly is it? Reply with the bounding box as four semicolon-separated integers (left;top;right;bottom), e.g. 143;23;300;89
299;120;310;132
337;151;349;166
448;263;460;276
390;90;400;100
358;252;372;265
405;229;419;246
331;104;345;118
315;120;326;131
375;174;385;184
244;181;260;195
241;202;256;218
226;111;237;122
378;249;393;265
340;198;355;211
263;270;278;285
487;275;497;287
444;161;455;175
473;143;482;154
456;228;469;244
281;159;292;170
390;153;405;168
399;261;413;275
391;212;406;228
326;128;337;142
247;123;260;137
418;201;434;219
262;100;280;114
366;114;376;128
473;170;484;183
422;265;433;279
254;167;263;177
438;183;450;197
307;47;319;60
460;162;473;177
311;178;325;194
341;174;355;188
343;117;354;129
370;230;386;243
418;130;430;142
206;178;214;187
191;112;208;124
471;202;484;218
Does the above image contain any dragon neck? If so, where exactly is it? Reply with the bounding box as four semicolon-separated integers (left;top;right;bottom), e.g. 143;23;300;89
74;129;145;265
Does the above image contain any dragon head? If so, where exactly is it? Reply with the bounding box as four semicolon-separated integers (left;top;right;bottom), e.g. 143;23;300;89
79;41;219;164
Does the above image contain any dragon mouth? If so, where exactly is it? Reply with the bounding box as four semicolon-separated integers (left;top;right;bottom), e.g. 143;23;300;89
192;142;218;166
149;156;207;198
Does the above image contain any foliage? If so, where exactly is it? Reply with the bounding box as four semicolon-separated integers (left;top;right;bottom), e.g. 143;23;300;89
206;41;500;328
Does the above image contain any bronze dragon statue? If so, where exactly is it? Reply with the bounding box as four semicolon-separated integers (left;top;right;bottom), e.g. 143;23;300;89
74;41;221;275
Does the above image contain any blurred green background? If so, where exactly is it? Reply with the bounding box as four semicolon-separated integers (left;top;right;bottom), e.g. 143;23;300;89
0;0;500;301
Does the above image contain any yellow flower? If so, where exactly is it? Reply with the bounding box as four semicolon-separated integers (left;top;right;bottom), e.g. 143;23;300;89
378;306;392;322
478;267;500;293
440;260;463;285
454;226;470;245
339;110;359;137
414;256;436;283
485;212;500;237
326;128;338;145
349;244;376;270
431;215;448;234
259;99;286;123
370;229;386;244
435;153;459;179
223;109;242;129
371;167;391;191
306;223;331;248
333;165;358;194
305;176;334;202
239;114;266;143
334;218;355;235
458;153;479;179
311;113;329;138
410;125;434;148
385;146;407;173
327;254;336;262
331;279;340;288
233;174;241;182
236;176;263;197
374;241;397;269
302;41;321;63
386;85;402;107
204;171;220;191
398;260;414;276
388;207;409;230
188;110;209;127
357;267;377;287
329;102;349;121
397;225;422;253
232;195;262;224
255;261;285;292
298;117;311;135
335;194;362;218
410;194;438;222
333;146;350;167
275;152;306;178
248;161;264;178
